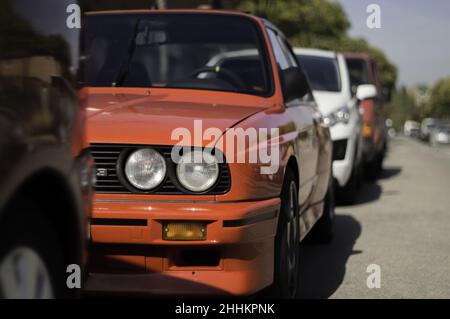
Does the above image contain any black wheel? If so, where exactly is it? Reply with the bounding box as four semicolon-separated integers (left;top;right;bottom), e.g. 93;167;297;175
270;170;300;299
306;179;335;244
0;201;66;299
365;153;383;181
356;157;365;188
336;166;358;205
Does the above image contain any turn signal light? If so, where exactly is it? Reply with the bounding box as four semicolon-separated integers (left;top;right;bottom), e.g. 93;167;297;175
163;222;206;241
363;124;373;137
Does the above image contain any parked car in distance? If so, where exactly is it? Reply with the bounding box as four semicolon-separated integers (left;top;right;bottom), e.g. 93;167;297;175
295;48;363;204
420;118;438;141
83;10;333;298
0;0;93;298
404;120;421;138
430;122;450;146
344;52;388;180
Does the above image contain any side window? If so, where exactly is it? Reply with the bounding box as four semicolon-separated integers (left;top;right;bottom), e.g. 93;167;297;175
277;37;298;68
267;29;290;70
278;38;315;102
267;28;313;103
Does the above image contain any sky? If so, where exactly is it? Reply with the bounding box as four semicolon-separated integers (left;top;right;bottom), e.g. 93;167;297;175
336;0;450;88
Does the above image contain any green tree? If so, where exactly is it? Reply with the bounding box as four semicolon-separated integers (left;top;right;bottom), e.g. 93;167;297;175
239;0;350;39
426;78;450;118
318;37;398;96
236;0;397;95
384;87;419;130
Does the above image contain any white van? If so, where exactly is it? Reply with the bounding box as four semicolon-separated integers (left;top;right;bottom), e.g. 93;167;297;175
295;48;363;204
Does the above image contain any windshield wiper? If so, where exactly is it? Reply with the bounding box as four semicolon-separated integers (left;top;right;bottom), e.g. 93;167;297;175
113;18;143;87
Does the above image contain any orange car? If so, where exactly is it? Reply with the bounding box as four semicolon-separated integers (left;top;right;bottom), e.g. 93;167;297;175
83;10;333;298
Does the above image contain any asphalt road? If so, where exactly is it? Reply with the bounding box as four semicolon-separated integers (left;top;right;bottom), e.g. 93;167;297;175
298;136;450;299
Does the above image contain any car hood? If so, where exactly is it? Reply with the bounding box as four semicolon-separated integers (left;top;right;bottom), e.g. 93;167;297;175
86;88;270;146
312;91;350;116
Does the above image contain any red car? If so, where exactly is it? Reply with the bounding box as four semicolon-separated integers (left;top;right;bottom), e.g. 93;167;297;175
344;52;388;179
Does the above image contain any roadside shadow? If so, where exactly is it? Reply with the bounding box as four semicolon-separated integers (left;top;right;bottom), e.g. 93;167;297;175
297;214;362;299
338;166;402;207
379;167;402;180
353;182;382;205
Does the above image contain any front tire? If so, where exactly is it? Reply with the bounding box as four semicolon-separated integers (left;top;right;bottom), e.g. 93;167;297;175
0;202;65;299
306;178;335;244
270;170;300;299
336;165;358;205
365;152;383;181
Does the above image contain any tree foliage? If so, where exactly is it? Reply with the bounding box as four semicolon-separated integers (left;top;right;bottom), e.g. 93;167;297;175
384;87;419;130
239;0;350;39
426;78;450;118
236;0;397;93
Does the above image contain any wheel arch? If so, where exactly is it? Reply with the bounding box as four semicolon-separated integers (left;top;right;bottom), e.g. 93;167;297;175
1;169;83;268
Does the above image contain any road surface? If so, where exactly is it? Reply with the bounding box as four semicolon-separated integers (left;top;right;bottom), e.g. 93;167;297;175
298;136;450;299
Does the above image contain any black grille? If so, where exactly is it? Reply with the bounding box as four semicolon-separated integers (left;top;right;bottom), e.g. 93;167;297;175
332;139;348;161
91;144;231;195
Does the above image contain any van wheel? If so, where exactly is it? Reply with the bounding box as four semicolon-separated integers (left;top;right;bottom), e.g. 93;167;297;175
306;179;335;244
270;170;300;299
0;202;65;299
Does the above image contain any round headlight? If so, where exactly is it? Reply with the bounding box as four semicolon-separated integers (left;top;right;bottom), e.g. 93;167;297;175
124;149;166;190
176;150;219;193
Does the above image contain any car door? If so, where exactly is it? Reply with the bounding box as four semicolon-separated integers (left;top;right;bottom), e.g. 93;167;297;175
266;28;320;206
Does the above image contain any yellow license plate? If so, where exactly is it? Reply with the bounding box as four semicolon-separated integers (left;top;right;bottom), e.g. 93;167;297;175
163;222;206;241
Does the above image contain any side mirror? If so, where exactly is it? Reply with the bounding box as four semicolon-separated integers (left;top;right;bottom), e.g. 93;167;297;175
281;67;310;103
356;84;377;101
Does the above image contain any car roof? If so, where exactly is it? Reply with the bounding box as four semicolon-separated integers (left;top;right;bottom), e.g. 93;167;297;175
86;9;258;20
293;48;337;59
342;51;373;61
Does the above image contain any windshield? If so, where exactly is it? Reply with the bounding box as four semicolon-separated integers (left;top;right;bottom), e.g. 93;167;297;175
436;122;450;132
83;13;272;96
297;55;341;92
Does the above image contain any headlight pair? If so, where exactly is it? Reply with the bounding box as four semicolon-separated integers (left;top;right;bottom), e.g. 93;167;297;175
323;106;350;127
124;148;219;193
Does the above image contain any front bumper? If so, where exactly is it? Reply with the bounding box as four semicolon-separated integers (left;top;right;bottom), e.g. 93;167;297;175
330;123;357;187
85;197;280;296
436;134;450;144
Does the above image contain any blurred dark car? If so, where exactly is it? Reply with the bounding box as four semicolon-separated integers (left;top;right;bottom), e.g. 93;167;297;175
0;0;93;298
344;52;388;180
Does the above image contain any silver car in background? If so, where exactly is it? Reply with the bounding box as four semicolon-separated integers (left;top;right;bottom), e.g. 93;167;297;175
430;122;450;146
